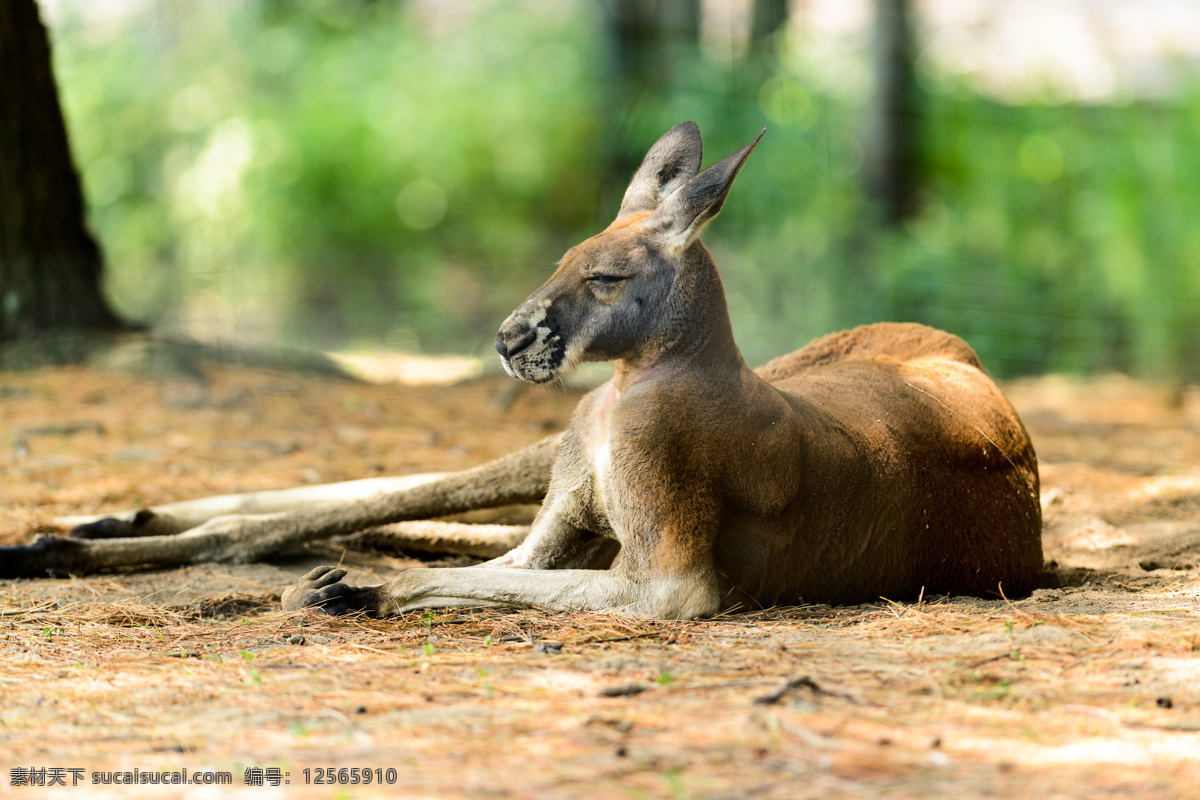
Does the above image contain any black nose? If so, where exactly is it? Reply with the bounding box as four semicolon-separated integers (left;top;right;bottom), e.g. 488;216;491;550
495;328;536;359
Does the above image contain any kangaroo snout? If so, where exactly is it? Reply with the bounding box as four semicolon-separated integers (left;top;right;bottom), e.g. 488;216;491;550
494;326;536;360
494;295;568;384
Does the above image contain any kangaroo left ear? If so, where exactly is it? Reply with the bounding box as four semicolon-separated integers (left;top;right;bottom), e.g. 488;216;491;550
618;121;704;218
650;128;764;257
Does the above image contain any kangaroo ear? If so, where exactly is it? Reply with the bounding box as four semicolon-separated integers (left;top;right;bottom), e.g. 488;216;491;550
618;121;704;218
650;128;764;256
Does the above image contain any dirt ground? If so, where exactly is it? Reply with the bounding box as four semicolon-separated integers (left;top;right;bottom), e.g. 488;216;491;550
1;356;1198;799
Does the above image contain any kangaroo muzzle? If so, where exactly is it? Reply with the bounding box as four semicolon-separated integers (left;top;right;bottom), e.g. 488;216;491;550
495;299;565;383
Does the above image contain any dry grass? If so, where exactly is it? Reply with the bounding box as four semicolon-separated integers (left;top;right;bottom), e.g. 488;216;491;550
4;597;1198;798
2;362;1200;798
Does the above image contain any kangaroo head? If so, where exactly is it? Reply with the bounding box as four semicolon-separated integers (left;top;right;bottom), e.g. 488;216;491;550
495;122;764;384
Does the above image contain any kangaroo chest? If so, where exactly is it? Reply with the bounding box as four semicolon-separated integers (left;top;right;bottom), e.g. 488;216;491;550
581;384;621;524
586;411;617;516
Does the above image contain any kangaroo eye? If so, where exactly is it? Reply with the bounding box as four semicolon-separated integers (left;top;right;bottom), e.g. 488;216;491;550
587;275;625;285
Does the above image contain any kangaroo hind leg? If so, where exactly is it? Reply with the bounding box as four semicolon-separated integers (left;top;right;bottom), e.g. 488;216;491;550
5;435;560;579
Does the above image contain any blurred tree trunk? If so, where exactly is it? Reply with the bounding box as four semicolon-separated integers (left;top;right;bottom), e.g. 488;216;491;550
0;0;126;341
865;0;918;226
605;0;700;84
751;0;789;42
600;0;701;212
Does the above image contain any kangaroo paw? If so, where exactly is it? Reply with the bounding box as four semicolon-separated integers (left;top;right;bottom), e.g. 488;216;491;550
281;566;383;616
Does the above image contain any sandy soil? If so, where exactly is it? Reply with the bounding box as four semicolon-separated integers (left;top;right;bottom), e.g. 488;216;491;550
1;360;1198;798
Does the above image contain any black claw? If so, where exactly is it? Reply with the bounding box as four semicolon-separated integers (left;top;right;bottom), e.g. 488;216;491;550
300;565;345;584
315;585;343;602
318;600;355;616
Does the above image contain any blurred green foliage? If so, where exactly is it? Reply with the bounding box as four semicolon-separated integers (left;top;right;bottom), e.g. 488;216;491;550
49;0;1200;379
54;0;604;353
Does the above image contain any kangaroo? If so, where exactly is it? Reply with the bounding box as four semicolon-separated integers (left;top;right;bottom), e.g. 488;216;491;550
279;122;1042;616
3;123;1042;618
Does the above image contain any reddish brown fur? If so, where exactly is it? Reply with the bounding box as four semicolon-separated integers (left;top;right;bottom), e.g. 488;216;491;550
755;323;983;380
739;323;1041;604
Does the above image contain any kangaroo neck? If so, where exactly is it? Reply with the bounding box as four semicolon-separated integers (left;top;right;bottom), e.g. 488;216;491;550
612;245;744;393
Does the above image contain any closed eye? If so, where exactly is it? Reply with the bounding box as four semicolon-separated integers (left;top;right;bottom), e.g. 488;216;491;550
587;275;626;285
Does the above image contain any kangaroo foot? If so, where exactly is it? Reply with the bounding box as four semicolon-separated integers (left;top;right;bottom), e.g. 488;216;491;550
67;509;162;539
0;534;87;579
281;566;384;616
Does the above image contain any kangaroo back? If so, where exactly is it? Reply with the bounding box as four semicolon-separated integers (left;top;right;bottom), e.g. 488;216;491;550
755;322;982;384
